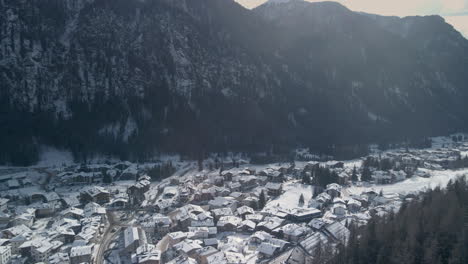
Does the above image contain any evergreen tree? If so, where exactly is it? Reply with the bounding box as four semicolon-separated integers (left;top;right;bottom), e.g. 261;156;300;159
299;193;305;205
258;190;266;209
361;165;372;182
103;173;112;184
351;166;358;182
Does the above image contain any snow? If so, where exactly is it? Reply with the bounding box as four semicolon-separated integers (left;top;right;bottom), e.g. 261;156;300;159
36;146;74;167
265;182;313;210
345;168;468;196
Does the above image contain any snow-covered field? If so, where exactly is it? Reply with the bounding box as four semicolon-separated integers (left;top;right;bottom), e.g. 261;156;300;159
346;168;468;196
265;182;314;210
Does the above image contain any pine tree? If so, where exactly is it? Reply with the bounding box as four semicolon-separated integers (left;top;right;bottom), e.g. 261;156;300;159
351;165;358;182
258;190;266;209
362;165;372;182
103;173;112;184
299;194;305;206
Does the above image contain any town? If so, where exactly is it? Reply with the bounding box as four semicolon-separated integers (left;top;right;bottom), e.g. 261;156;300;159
0;135;468;264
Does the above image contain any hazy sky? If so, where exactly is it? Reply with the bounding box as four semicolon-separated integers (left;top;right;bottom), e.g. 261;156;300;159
235;0;468;38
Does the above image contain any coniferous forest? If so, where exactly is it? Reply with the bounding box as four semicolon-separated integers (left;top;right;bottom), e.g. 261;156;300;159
332;178;468;264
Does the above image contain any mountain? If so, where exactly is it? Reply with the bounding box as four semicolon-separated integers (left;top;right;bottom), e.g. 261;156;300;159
1;0;468;165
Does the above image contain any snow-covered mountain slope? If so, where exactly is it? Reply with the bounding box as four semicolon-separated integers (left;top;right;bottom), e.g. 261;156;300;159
1;0;468;165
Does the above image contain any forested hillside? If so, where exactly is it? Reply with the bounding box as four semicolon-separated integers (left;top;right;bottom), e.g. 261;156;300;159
333;178;468;264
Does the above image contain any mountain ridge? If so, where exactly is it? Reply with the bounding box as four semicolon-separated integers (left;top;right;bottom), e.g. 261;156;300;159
1;0;467;165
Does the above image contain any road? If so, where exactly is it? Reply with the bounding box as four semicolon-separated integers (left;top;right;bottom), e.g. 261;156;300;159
95;210;118;264
95;164;196;263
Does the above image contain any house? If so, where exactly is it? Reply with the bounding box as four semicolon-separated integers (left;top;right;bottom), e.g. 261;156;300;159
0;199;8;212
258;242;280;259
131;244;161;264
194;246;219;264
70;244;94;264
266;183;283;197
80;186;110;205
308;218;328;231
228;182;241;192
211;208;233;221
239;177;257;191
61;207;84;220
299;232;329;257
49;252;70;264
236;206;254;219
325;183;341;198
173;239;203;258
267;171;284;183
332;203;346;217
323;222;350;244
0;246;11;264
0;213;10;229
123;227;147;255
35;202;58;218
286;208;322;222
208;197;237;211
347;199;362;213
216;216;242;232
29;239;63;263
1;225;31;239
315;192;332;205
9;235;28;255
238;220;256;233
14;211;35;227
257;217;285;233
274;224;310;242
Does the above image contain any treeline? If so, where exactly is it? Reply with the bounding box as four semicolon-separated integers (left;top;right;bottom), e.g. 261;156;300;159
302;164;341;187
331;178;468;264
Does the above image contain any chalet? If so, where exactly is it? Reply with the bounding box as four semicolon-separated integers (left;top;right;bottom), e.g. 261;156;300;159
245;213;264;223
241;196;259;209
267;171;284;183
211;208;233;221
265;182;283;197
221;171;233;182
286;208;322;222
131;244;161;264
347;199;362;213
239;176;257;191
323;222;350;244
80;186;110;205
70;245;94;264
61;207;84;220
316;192;332;205
325;183;341;198
236;206;254;219
208;197;237;211
173;239;203;258
216;216;242;232
49;252;70;264
228;182;242;192
238;220;256;233
257;217;285;233
332;203;347;217
274;224;310;242
195;246;219;264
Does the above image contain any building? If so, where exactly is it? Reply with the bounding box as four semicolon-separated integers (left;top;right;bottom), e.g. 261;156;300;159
70;245;94;264
80;186;110;205
123;227;147;254
0;246;11;264
265;183;283;197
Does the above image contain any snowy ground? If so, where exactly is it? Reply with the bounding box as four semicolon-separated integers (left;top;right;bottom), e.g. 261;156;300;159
345;168;468;196
265;181;314;210
36;146;74;167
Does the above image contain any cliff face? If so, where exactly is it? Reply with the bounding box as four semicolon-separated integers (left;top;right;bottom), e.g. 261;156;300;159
1;0;468;164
